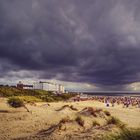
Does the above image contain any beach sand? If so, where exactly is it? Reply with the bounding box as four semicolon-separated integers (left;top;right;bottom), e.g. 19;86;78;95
0;97;140;140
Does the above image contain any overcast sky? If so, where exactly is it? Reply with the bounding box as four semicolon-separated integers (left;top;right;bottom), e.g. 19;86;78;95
0;0;140;91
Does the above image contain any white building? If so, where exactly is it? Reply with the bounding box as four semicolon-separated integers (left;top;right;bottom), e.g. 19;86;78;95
33;81;65;93
59;85;65;93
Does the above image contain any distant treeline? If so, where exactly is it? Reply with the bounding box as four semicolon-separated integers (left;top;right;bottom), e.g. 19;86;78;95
0;84;16;87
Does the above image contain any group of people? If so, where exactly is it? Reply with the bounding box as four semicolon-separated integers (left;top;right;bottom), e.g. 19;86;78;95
91;96;140;108
72;94;140;108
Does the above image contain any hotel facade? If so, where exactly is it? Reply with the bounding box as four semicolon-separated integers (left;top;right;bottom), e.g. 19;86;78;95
17;81;65;93
33;81;65;93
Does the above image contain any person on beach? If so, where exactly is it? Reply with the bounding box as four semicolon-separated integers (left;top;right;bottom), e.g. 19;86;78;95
105;98;109;107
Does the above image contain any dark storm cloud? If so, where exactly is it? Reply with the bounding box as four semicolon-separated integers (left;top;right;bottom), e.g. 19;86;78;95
0;0;140;86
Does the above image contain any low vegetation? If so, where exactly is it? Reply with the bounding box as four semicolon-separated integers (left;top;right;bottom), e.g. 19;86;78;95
102;128;140;140
106;116;125;128
106;116;121;125
75;116;85;127
0;87;76;103
80;107;103;117
56;105;78;111
92;120;100;127
7;97;30;112
8;97;24;108
60;116;72;123
17;96;42;103
104;110;111;116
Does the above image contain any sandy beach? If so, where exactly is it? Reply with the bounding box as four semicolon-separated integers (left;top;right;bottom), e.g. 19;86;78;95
0;97;140;140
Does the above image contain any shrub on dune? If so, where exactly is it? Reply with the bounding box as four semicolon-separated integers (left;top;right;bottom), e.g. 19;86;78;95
102;128;140;140
80;107;101;117
75;116;85;127
106;116;120;125
104;110;111;116
8;97;24;108
119;128;140;140
7;97;30;112
106;116;125;128
60;116;71;124
92;120;100;127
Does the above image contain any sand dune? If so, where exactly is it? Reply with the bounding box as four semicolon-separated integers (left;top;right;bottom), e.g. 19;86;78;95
0;98;140;140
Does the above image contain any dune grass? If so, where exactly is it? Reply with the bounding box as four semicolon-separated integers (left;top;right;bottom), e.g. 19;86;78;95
75;116;85;127
92;120;100;127
102;128;140;140
106;116;126;128
17;96;43;103
60;116;72;124
104;110;111;116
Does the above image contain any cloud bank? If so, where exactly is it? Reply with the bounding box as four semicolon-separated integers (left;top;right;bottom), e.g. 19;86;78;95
0;0;140;90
